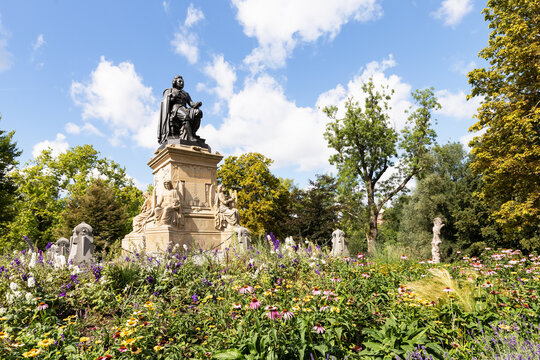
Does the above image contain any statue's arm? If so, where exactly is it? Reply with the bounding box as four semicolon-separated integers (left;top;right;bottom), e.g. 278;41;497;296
186;92;202;109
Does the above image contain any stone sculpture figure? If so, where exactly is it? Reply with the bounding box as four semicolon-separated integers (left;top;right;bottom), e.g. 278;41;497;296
236;226;251;252
154;181;183;228
431;217;445;263
158;75;203;145
132;191;154;232
56;237;70;256
331;229;350;257
67;222;94;266
214;184;240;229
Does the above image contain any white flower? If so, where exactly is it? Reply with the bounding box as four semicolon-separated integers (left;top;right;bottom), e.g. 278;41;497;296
25;292;34;302
9;282;19;292
0;307;6;315
5;293;14;304
28;253;37;268
183;244;188;251
13;291;22;298
27;277;36;288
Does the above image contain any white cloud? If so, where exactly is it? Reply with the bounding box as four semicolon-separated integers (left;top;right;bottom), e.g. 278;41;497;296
32;133;69;158
32;34;45;52
171;32;199;64
199;74;331;171
185;3;204;27
197;54;237;113
436;89;481;120
233;0;382;70
317;54;413;131
171;4;204;64
64;122;104;136
199;55;411;173
71;56;158;148
432;0;473;27
0;14;13;72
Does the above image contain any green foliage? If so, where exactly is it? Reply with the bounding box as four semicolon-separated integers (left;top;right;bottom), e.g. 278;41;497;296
286;174;339;245
217;153;291;238
467;0;540;249
57;179;130;252
324;79;439;255
396;143;500;260
0;117;21;237
4;144;142;250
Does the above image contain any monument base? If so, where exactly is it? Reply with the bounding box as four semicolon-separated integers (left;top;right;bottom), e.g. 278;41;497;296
122;144;233;254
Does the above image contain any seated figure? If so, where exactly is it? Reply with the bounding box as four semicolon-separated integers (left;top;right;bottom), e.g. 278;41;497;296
154;181;183;228
158;75;203;144
215;185;240;229
132;191;154;232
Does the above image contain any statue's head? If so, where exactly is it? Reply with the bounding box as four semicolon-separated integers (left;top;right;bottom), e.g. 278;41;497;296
164;180;173;190
173;75;184;89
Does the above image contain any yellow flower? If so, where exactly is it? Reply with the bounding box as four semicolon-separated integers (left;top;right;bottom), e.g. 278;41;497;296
38;338;55;347
122;338;136;346
95;340;102;344
130;346;142;354
79;337;90;342
126;317;138;327
217;297;225;301
133;310;143;316
330;306;340;313
120;329;135;338
0;331;8;339
154;345;164;351
22;348;42;357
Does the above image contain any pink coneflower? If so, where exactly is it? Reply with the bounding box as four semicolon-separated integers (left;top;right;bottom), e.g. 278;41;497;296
320;305;329;312
330;277;341;282
313;324;325;334
400;255;408;260
357;253;364;259
323;290;336;296
419;260;425;264
281;309;294;320
443;287;454;292
37;302;49;311
481;281;493;288
312;287;322;295
456;250;461;254
265;306;280;319
361;273;370;278
239;285;254;294
232;303;242;310
250;298;261;309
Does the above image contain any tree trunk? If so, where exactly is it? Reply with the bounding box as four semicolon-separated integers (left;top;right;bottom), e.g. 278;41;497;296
367;209;378;256
366;182;378;256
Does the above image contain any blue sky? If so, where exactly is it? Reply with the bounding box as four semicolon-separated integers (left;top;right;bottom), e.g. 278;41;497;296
0;0;488;188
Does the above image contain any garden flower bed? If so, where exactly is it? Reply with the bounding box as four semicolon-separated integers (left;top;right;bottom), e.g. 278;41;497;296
0;242;538;359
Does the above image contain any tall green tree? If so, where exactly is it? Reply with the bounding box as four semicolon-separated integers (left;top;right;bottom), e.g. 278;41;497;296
397;143;500;260
217;153;291;238
0;117;22;236
57;179;129;252
324;79;439;255
6;145;142;249
286;174;339;244
467;0;540;250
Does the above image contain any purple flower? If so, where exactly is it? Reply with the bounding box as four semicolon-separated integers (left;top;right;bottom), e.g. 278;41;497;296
59;291;66;297
146;276;153;284
70;274;79;283
45;242;53;250
153;291;161;296
191;293;198;303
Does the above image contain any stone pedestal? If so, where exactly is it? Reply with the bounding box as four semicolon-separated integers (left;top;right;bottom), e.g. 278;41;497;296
122;144;234;254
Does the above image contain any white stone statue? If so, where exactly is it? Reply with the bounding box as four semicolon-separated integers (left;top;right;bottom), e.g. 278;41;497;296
236;226;251;252
331;229;350;257
214;185;240;229
431;217;444;263
56;237;70;256
154;181;183;228
132;191;154;232
68;222;95;266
